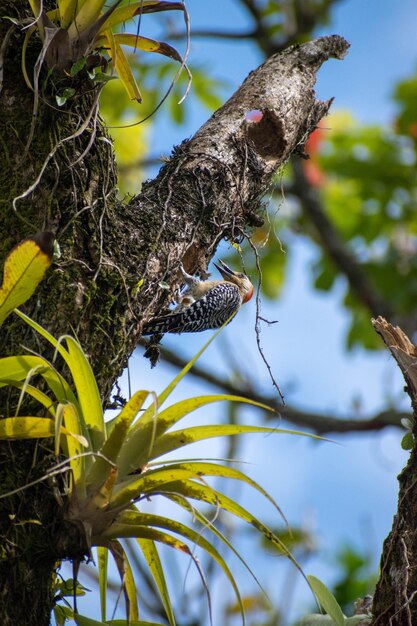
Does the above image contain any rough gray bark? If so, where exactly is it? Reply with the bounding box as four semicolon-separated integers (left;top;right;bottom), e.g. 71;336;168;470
0;5;349;622
372;318;417;626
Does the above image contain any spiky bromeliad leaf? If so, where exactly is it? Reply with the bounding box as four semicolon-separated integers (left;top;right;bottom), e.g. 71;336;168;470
0;231;54;325
139;423;323;467
133;479;299;567
86;390;150;493
136;538;176;626
0;355;78;407
112;460;286;525
0;416;86;447
117;395;274;477
14;311;105;451
101;511;245;624
106;540;139;622
97;1;185;35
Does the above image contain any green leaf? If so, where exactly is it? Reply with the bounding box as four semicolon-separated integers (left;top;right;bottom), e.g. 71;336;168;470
111;467;199;507
97;1;185;34
401;431;414;450
119;394;274;477
145;424;322;464
1;379;56;416
97;546;108;622
70;56;87;76
0;232;54;325
167;492;266;594
10;320;104;452
307;575;346;626
108;621;169;626
56;87;76;106
103;511;244;624
119;460;286;525
64;335;105;451
0;354;78;407
62;402;88;496
75;616;107;626
0;415;86;446
108;540;139;622
86;390;149;491
137;539;176;626
54;603;74;626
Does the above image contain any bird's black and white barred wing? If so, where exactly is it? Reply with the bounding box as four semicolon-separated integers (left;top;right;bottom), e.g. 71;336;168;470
142;283;243;335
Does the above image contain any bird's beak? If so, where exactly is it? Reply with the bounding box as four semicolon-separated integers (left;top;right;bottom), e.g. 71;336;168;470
213;259;236;280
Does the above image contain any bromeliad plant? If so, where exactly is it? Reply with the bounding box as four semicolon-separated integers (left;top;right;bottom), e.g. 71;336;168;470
21;1;190;103
0;234;317;625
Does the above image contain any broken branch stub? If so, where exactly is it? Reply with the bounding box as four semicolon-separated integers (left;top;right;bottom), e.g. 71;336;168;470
134;35;350;316
372;316;417;625
189;34;350;174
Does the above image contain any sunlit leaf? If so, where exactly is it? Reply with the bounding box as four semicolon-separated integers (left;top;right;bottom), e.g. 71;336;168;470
103;512;244;623
146;424;323;464
95;33;182;63
119;394;273;476
62;402;88;496
107;37;142;103
140;479;297;564
136;538;176;626
0;415;86;446
97;546;108;622
0;231;54;325
0;354;78;407
98;1;185;34
86;390;149;491
64;335;105;450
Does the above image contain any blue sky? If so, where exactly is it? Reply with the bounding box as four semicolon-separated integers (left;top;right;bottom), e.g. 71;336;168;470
74;1;417;624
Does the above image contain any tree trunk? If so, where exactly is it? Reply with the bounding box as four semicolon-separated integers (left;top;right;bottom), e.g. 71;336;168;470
0;4;349;621
372;318;417;625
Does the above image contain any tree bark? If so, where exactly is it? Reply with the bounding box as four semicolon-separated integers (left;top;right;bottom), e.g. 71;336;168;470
0;5;349;621
372;318;417;625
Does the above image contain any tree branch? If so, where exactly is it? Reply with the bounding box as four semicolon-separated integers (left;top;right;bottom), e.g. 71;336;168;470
166;28;258;41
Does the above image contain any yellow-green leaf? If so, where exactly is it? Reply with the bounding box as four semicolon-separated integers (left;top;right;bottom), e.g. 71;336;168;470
119;394;273;477
1;379;56;416
0;354;78;407
95;33;182;63
146;424;322;463
111;467;198;508
57;0;78;29
97;1;184;34
63;402;88;495
67;0;106;38
0;416;86;446
97;546;108;622
0;231;54;325
150;461;286;523
104;510;244;623
64;336;105;451
86;390;149;492
137;538;176;626
147;479;295;562
108;38;142;103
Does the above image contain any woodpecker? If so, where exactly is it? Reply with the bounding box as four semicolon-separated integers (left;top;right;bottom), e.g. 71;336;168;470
142;260;254;335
